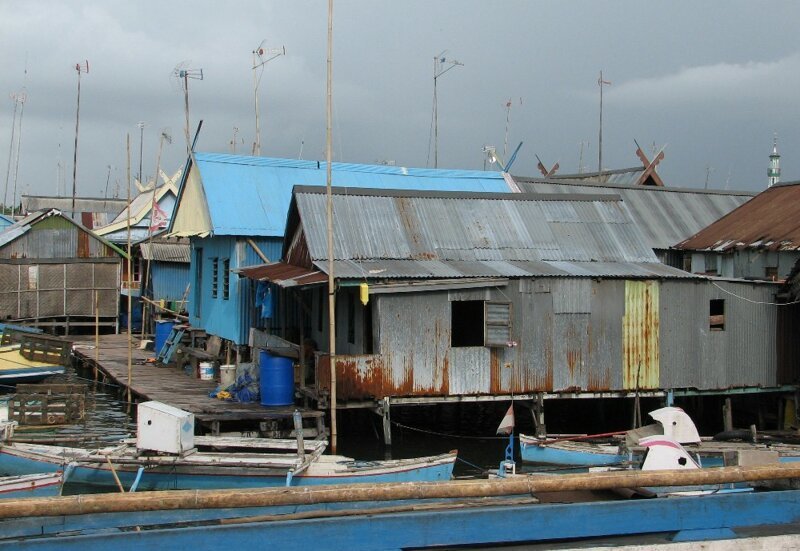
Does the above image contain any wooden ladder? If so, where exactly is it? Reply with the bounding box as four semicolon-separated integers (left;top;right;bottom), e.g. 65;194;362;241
156;326;186;365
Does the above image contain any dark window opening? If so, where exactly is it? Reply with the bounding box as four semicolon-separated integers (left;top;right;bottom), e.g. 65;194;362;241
710;299;725;331
317;287;324;332
222;258;230;300
682;255;692;273
451;300;485;347
211;258;219;298
363;300;374;354
347;292;355;344
194;248;203;317
765;266;778;281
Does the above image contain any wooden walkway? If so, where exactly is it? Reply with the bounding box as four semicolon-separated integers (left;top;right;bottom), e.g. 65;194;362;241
72;334;324;434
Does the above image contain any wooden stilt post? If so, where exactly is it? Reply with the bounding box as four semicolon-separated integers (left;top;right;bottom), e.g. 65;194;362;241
723;397;733;432
532;393;546;438
382;396;392;447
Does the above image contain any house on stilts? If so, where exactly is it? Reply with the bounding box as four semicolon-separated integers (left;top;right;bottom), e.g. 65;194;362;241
239;186;788;443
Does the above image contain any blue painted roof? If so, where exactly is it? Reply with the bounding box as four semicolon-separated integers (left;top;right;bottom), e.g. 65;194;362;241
192;153;511;237
0;214;13;229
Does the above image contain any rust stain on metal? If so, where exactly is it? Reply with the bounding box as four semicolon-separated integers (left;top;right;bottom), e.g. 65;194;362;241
77;231;89;258
396;197;434;259
489;348;501;394
676;184;800;252
622;280;660;390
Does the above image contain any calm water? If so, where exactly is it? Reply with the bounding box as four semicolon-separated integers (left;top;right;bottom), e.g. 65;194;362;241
3;361;521;480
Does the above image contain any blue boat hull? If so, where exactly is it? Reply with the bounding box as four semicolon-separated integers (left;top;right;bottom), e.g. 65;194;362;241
0;447;455;491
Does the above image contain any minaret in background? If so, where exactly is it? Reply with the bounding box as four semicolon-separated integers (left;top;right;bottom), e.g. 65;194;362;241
768;135;781;187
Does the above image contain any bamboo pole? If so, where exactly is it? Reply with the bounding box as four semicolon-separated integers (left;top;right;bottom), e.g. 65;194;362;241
126;134;133;404
325;0;337;454
94;290;99;382
3;463;800;520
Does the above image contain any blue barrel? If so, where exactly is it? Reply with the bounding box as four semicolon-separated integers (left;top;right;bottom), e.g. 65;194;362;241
154;320;176;355
259;350;295;406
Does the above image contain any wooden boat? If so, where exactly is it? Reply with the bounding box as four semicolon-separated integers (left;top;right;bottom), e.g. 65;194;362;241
0;435;457;491
0;344;66;384
3;465;800;548
520;406;800;468
0;328;71;384
0;472;62;499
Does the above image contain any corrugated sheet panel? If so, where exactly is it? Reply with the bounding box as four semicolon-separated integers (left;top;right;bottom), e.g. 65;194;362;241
315;258;695;280
22;196;128;215
151;263;191;302
295;189;697;279
515;179;754;250
623;280;660;389
189;153;510;238
677;182;800;251
140;241;190;262
659;279;777;389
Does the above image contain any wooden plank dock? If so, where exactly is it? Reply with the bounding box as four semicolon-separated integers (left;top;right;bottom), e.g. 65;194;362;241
72;334;324;435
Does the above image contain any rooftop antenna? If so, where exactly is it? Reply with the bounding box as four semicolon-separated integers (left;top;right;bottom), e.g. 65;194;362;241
3;91;24;214
104;164;112;199
71;60;89;217
578;141;588;174
137;122;146;187
431;51;463;168
597;70;611;173
252;40;285;156
173;62;203;156
230;126;240;154
503;98;521;159
10;90;27;218
704;165;713;190
298;139;305;160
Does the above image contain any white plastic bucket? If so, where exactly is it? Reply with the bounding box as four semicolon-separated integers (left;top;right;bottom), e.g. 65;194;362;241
199;362;215;381
220;364;236;388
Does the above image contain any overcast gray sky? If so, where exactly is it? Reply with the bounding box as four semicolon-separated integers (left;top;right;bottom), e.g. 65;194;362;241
2;1;798;203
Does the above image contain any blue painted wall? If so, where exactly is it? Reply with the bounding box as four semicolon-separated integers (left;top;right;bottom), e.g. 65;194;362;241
189;236;282;344
151;262;191;303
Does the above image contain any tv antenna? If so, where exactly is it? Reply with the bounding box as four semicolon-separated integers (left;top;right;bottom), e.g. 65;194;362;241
597;70;611;173
173;62;203;155
71;60;89;216
230;126;242;154
430;51;463;168
252;40;285;156
3;90;26;215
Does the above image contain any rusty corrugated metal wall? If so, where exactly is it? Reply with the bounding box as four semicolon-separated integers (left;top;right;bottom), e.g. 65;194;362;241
318;277;781;401
622;280;660;389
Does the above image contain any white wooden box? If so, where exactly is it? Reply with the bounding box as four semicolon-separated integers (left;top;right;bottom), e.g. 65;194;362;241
136;401;194;454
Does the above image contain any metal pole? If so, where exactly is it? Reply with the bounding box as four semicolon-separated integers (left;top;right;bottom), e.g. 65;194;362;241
72;69;82;217
326;0;337;454
253;50;261;156
2;97;19;212
598;71;603;174
137;122;144;186
184;73;191;157
433;57;438;169
126;134;133;405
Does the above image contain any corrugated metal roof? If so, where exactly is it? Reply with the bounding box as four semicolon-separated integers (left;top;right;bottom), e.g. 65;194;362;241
184;153;512;238
0;209;128;258
514;177;754;250
290;187;696;280
139;239;190;262
549;167;646;186
21;196;127;219
676;181;800;251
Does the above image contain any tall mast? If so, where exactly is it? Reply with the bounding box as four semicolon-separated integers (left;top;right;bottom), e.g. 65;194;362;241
72;60;89;218
768;135;781;188
597;71;610;173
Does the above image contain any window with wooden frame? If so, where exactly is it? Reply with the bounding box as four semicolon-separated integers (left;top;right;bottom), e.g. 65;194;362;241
709;299;725;331
451;300;512;347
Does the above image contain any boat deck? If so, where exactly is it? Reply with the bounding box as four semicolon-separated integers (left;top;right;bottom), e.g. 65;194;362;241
72;333;325;434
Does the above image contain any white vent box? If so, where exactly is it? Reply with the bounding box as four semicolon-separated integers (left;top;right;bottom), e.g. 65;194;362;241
137;401;195;454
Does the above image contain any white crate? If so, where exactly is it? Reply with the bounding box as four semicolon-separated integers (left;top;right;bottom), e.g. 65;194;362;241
136;401;194;454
